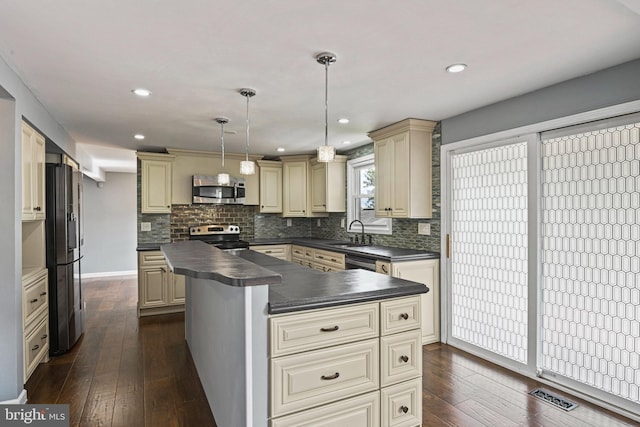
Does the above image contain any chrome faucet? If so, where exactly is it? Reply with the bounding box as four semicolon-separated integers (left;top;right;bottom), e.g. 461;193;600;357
348;220;365;245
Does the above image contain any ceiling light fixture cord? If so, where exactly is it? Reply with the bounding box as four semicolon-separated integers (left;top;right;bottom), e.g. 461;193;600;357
239;88;256;175
316;52;337;162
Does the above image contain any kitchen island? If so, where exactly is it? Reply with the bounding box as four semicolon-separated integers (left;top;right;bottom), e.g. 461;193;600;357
162;241;428;427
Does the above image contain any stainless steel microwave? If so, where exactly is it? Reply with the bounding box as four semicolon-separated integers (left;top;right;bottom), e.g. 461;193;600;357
192;175;246;204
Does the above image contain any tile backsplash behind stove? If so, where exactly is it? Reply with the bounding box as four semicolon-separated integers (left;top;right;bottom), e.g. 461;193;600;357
169;204;257;241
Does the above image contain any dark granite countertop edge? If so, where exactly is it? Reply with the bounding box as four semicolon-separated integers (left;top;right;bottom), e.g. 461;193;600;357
269;284;428;315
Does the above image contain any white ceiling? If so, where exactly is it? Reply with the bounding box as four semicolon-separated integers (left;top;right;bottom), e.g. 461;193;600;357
2;0;640;177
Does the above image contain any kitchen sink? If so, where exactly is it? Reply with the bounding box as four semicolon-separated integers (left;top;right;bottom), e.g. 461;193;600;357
327;243;368;249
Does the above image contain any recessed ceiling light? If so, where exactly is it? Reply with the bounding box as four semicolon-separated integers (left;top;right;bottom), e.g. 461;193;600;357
132;88;152;97
342;140;351;145
134;134;145;140
446;63;467;73
276;147;285;152
337;118;349;124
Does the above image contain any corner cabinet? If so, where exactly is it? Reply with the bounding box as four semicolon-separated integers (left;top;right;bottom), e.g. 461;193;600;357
370;118;436;219
137;250;185;317
390;259;440;345
21;121;46;221
257;160;283;213
136;152;175;214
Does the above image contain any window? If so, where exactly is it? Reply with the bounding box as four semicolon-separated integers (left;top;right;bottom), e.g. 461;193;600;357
346;154;392;234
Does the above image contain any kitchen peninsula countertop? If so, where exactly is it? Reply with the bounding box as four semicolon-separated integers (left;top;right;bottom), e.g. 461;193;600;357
249;237;439;262
160;240;428;314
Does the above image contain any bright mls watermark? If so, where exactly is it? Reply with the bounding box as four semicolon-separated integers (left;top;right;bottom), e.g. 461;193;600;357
1;405;68;426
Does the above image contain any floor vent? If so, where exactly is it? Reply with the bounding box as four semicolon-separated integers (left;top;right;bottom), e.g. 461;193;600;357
529;388;578;411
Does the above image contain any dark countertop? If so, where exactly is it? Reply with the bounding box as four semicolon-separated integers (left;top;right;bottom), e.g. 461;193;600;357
161;241;282;287
232;250;429;314
137;243;168;251
248;237;439;262
160;241;428;314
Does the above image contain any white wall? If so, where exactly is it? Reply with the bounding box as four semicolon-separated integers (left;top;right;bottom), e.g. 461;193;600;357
82;173;137;275
0;55;76;401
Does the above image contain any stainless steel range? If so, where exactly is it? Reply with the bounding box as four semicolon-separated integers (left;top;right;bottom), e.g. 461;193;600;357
188;224;250;249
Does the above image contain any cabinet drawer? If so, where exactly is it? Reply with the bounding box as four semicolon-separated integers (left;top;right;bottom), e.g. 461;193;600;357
381;378;422;427
291;245;306;258
270;390;380;427
381;330;422;387
313;248;345;270
270;303;379;356
380;297;421;336
291;257;306;267
139;251;167;266
251;245;290;260
304;247;314;259
24;274;48;325
271;338;379;417
25;316;49;378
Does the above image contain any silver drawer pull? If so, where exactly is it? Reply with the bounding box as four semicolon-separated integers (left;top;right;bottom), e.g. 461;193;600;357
399;313;409;320
321;372;340;380
31;344;40;351
400;405;409;414
400;355;409;363
320;326;339;332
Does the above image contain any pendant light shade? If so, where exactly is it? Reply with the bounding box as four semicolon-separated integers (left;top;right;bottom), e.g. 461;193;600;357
215;117;230;185
239;88;256;175
316;52;337;162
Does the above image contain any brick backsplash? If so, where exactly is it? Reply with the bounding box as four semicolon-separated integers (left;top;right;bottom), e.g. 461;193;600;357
170;204;257;241
137;121;441;251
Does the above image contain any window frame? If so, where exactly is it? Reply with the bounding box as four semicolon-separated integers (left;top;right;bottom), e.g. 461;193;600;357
346;154;392;235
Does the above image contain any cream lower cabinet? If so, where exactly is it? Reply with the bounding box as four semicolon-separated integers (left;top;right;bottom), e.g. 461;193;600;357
269;296;422;426
22;268;49;382
138;251;185;317
390;260;440;345
291;245;344;272
250;244;291;261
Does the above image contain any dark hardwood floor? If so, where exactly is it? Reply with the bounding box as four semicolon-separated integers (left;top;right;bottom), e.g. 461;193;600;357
25;276;216;427
26;276;637;427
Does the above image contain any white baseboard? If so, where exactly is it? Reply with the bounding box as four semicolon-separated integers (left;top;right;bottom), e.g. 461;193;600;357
1;389;27;404
82;270;137;279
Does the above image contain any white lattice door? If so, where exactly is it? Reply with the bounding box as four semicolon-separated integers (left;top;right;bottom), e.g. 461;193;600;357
443;113;640;417
445;139;534;372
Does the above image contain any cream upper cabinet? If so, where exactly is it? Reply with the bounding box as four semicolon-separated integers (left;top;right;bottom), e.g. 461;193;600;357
310;156;346;213
137;152;175;214
391;259;440;344
257;160;282;213
370;118;436;219
22;121;46;221
282;157;309;217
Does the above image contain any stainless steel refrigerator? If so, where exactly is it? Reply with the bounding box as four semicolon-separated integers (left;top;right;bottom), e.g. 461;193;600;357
45;155;83;356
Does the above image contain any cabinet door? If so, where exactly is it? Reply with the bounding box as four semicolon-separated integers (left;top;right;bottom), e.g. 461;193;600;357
21;123;46;220
374;139;393;217
283;161;307;217
260;165;283;213
310;162;327;212
389;132;410;218
141;160;172;213
140;267;167;308
168;272;185;304
392;260;440;344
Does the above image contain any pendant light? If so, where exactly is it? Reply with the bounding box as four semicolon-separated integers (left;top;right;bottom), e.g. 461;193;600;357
214;117;231;185
239;88;256;175
316;52;337;162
